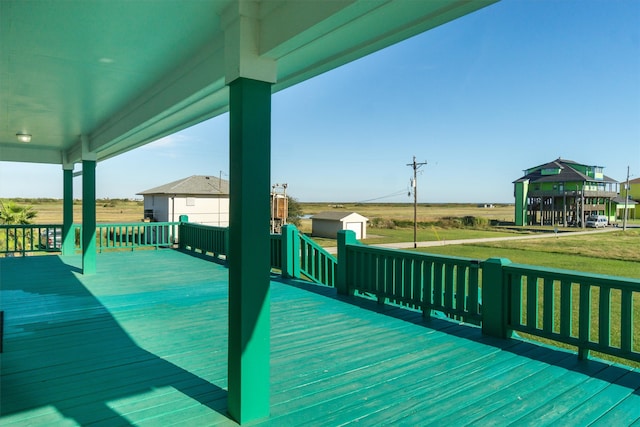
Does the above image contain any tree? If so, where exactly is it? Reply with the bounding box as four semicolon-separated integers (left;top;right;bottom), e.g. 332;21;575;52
0;201;38;224
0;201;38;254
286;196;303;227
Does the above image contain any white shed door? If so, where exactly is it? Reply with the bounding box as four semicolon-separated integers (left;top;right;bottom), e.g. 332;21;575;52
346;222;362;239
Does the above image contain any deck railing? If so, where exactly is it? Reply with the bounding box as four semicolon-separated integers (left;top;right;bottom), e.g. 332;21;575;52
337;230;639;364
337;230;482;324
3;221;638;364
298;232;337;286
178;222;228;258
499;262;639;363
1;222;178;255
96;222;177;251
270;233;283;270
269;225;337;286
0;224;65;255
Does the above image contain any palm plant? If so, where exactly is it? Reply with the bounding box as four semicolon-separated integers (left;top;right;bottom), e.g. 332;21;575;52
0;201;38;254
0;201;38;224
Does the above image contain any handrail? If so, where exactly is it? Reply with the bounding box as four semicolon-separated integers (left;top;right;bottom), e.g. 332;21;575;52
1;222;178;255
298;232;337;286
179;222;228;258
0;224;64;255
270;233;283;270
343;243;482;324
4;221;638;365
503;263;640;363
96;222;178;252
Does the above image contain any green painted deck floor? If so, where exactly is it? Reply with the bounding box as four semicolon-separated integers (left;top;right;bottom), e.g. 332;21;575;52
1;250;639;426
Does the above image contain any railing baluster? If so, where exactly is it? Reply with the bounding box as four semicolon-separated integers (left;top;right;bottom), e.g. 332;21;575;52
560;280;572;337
598;286;611;348
468;262;479;316
433;262;443;308
543;277;554;333
510;273;523;327
413;259;423;310
526;275;538;330
444;263;454;311
423;260;433;317
620;289;633;353
578;283;591;360
455;265;466;313
404;257;413;305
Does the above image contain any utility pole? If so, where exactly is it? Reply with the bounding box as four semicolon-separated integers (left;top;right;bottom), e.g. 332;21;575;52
623;165;630;231
407;156;427;248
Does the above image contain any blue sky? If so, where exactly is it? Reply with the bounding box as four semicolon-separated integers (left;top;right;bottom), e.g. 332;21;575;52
1;0;638;203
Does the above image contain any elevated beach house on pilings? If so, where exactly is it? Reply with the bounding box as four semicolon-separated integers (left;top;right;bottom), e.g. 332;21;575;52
138;175;230;226
514;158;620;227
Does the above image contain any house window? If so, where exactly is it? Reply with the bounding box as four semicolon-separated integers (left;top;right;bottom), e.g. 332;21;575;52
186;197;196;206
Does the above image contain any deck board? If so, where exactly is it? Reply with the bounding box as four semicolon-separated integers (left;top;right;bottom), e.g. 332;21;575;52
1;250;639;426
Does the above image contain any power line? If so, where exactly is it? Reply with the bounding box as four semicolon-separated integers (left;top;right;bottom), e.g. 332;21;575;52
355;189;408;204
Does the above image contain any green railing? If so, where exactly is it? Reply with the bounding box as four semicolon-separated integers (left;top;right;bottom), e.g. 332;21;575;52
0;224;65;255
338;230;639;364
4;221;637;365
1;222;178;256
337;230;481;324
298;232;337;286
269;225;337;286
501;262;640;363
96;222;177;251
178;222;228;258
270;233;283;270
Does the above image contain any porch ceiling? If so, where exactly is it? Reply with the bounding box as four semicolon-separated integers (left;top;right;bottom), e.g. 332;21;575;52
0;0;497;165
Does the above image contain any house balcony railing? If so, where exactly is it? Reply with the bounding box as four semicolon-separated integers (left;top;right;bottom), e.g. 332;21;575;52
527;189;618;198
2;220;638;365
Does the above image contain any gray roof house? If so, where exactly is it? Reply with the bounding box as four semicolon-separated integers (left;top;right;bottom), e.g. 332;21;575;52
138;175;230;226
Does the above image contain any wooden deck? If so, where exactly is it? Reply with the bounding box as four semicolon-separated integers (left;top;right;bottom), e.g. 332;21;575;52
1;250;639;426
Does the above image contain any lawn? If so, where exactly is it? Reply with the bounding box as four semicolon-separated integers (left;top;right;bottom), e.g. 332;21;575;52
3;198;144;224
362;226;524;244
416;229;640;279
300;202;515;223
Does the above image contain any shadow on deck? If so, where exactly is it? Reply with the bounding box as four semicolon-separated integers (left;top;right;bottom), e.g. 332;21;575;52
0;253;230;426
1;250;638;426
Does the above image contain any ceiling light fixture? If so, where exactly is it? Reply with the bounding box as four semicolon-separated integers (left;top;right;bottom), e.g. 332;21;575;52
16;133;32;143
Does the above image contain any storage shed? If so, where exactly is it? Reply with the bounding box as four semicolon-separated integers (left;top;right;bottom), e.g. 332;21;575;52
311;212;368;240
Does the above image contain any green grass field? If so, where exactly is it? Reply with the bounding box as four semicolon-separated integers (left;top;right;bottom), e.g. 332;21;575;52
3;198;144;224
416;229;640;279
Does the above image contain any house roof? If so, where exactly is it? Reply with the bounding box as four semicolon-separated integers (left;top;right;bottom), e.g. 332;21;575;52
611;196;638;205
514;158;618;184
138;175;229;196
630;177;640;185
311;211;368;222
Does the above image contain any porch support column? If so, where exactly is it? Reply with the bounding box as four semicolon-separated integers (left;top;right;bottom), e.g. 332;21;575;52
62;164;74;256
223;2;276;420
81;136;97;274
227;77;272;423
